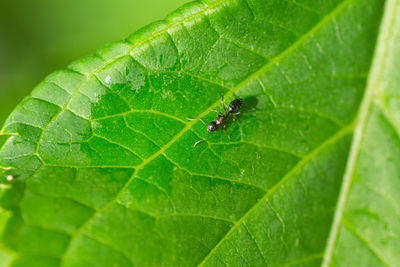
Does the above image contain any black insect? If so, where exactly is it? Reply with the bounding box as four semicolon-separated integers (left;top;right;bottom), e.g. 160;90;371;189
187;88;243;147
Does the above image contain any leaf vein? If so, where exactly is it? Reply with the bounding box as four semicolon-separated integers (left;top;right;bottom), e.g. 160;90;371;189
341;218;391;267
197;124;353;266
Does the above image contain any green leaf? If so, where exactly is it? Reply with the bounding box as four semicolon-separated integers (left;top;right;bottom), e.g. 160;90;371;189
0;0;398;266
323;0;400;266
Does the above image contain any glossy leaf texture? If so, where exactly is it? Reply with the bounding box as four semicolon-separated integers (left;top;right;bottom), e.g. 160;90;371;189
0;0;398;266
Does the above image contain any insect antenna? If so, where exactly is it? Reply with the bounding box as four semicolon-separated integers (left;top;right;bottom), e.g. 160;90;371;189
186;117;207;126
193;132;209;147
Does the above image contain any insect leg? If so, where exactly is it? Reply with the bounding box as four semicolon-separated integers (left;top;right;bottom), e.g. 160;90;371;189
231;112;240;115
223;124;230;139
212;110;223;115
222;85;227;112
193;132;209;147
186;117;207;126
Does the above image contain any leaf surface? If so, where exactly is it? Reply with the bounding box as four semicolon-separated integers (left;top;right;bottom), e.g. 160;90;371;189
323;0;400;266
0;0;398;266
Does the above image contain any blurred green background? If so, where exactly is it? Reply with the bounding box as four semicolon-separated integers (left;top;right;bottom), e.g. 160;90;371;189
0;0;188;127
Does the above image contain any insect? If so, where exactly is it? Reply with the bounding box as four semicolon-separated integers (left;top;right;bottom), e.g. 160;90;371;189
187;88;243;147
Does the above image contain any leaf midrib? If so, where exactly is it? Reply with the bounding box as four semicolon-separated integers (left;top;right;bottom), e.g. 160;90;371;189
322;0;399;266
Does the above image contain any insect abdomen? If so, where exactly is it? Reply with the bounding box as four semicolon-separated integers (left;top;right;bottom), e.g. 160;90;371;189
228;98;243;113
